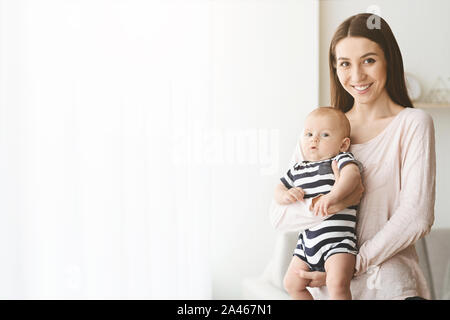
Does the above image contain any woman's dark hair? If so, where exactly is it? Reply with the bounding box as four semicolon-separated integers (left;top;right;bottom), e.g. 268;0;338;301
329;13;413;113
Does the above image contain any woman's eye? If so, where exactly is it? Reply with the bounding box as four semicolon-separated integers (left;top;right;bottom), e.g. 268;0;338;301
363;58;376;64
339;61;350;67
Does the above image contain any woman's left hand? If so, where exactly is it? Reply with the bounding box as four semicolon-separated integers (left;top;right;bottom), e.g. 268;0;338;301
296;269;327;287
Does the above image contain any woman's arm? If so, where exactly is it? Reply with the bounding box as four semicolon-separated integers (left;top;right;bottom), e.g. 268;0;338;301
355;111;436;276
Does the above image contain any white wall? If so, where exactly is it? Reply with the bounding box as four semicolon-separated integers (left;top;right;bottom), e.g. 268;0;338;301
209;0;318;298
0;0;214;299
318;0;450;228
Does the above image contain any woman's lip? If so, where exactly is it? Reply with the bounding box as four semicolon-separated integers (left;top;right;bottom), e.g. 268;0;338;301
352;83;373;94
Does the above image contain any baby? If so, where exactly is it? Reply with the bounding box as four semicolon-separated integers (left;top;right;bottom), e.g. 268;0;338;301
274;106;362;300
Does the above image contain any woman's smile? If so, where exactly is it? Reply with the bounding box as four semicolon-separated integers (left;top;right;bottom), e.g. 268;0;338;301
352;83;373;94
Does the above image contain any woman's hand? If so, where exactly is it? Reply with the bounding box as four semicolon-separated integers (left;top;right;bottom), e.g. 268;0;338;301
310;161;364;215
296;269;327;288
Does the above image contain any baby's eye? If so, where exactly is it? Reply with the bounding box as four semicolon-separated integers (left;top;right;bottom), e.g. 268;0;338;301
321;133;330;137
305;132;313;137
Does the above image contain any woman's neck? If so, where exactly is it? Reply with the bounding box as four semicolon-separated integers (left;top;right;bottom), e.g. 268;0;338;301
347;91;402;122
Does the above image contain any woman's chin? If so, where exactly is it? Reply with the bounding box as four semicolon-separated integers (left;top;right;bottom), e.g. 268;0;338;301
352;95;376;106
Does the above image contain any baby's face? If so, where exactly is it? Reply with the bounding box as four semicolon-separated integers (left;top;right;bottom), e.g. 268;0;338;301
301;113;348;162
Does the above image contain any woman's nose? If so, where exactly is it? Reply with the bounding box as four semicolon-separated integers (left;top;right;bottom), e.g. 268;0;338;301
351;65;365;82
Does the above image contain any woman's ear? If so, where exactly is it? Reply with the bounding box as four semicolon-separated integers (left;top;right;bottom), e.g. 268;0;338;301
340;137;351;152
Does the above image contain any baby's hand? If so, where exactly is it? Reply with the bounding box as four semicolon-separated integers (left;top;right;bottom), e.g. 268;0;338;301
283;187;305;204
313;193;338;216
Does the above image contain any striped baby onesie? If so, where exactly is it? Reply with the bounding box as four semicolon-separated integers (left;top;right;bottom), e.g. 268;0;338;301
280;152;362;272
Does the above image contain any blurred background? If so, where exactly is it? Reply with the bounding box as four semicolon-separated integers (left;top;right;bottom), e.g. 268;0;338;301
0;0;448;299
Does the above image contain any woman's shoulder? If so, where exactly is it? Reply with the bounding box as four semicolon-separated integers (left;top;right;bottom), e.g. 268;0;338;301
398;107;434;129
388;107;435;146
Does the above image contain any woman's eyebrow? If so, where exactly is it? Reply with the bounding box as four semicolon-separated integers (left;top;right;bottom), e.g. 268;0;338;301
337;52;378;60
360;52;378;58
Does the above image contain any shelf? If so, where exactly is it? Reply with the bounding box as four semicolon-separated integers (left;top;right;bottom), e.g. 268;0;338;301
414;102;450;108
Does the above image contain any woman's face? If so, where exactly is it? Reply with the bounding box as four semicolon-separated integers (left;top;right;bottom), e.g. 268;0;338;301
335;37;388;106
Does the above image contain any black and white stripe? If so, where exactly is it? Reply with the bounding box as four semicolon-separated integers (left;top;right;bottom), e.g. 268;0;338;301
281;152;361;199
294;209;357;271
280;152;361;271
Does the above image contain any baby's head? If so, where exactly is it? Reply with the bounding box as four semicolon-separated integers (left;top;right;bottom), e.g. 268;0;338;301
301;107;351;162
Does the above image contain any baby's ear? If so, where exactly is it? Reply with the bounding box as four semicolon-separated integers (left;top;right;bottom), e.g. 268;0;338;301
340;137;351;152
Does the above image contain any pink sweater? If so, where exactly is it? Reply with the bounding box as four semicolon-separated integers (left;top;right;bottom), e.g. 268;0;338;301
272;107;436;299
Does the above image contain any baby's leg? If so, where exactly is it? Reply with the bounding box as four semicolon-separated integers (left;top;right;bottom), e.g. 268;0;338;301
324;253;356;300
283;255;314;300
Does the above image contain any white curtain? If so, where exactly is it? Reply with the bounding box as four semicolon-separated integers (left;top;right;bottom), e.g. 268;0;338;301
0;0;212;299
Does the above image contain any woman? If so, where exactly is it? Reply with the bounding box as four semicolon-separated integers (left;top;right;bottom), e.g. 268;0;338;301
272;13;435;299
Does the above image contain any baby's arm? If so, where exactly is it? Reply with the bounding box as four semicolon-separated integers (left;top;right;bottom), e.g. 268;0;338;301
313;162;360;216
328;163;360;202
274;182;305;205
